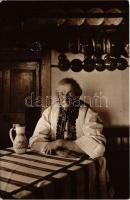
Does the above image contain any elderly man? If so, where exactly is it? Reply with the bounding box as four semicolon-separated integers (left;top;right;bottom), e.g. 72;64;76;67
29;78;106;158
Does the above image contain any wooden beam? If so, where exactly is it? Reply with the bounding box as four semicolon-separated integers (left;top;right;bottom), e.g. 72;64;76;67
41;54;51;111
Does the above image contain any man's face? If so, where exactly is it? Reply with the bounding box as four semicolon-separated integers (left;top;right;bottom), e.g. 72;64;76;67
56;83;75;109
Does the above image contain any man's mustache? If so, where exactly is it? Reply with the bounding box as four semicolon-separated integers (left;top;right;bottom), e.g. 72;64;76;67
59;96;79;103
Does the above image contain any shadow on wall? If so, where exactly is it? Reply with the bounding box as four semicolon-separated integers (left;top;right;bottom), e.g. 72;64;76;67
97;110;111;127
82;90;111;127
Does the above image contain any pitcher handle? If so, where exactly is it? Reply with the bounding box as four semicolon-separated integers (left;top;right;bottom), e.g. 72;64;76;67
9;128;15;143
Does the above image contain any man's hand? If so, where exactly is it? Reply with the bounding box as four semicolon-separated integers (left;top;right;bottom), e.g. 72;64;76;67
44;139;63;155
44;139;85;155
62;140;85;154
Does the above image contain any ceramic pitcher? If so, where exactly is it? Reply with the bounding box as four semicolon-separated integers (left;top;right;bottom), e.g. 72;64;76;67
9;124;28;154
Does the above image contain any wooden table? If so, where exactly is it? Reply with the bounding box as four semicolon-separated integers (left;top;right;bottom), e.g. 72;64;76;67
0;148;114;199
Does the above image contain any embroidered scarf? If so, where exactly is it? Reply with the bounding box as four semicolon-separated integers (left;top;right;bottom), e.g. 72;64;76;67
56;106;80;140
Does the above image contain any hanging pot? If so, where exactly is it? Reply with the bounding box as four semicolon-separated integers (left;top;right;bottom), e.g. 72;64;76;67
58;54;70;71
70;59;82;72
58;59;70;71
104;55;117;71
109;37;117;57
58;53;66;61
119;40;129;58
116;56;128;70
104;38;116;71
83;56;95;72
95;57;105;71
82;39;95;72
68;39;81;53
83;39;94;57
110;36;127;58
124;42;129;58
93;39;105;71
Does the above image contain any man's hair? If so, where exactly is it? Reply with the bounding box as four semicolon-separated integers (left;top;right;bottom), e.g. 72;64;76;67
58;78;82;97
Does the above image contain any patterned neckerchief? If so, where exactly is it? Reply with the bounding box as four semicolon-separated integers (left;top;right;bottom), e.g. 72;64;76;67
56;105;80;140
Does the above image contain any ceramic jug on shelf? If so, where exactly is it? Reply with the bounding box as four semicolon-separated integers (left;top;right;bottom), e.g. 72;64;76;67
9;124;28;154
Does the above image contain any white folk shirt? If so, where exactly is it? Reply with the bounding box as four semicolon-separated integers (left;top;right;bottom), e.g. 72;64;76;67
29;103;106;159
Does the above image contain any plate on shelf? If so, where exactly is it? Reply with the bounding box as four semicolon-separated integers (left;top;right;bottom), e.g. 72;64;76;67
67;18;85;26
104;8;123;26
86;8;104;26
67;9;85;26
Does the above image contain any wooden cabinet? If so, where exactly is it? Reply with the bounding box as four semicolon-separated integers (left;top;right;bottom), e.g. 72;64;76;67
0;61;40;148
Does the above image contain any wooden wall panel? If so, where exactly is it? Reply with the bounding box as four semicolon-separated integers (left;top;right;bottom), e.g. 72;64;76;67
41;54;51;111
3;70;10;112
0;70;2;112
11;70;35;112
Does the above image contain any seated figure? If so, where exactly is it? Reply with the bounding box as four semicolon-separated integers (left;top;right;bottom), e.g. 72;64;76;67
29;78;106;158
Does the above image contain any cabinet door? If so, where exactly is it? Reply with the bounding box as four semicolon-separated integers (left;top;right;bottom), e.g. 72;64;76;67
0;62;40;148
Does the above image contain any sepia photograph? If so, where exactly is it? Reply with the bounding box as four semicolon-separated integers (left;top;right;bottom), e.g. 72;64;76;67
0;0;129;199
